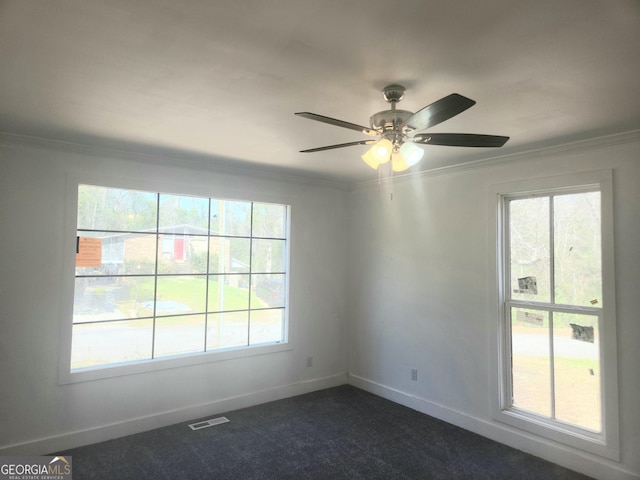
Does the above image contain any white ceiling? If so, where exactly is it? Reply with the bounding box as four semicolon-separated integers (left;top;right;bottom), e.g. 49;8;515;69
1;0;639;183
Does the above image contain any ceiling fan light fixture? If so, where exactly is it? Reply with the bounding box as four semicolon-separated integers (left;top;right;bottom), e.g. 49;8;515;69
391;150;410;172
361;138;392;169
390;142;425;172
399;142;424;166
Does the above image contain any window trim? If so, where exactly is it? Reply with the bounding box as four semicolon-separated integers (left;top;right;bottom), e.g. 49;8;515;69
59;172;294;385
488;169;619;460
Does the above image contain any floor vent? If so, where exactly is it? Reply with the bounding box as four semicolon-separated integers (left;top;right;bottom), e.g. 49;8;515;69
188;417;230;431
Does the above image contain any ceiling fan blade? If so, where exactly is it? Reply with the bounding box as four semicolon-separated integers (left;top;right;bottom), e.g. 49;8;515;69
295;112;378;136
300;139;376;153
413;133;509;147
401;94;476;131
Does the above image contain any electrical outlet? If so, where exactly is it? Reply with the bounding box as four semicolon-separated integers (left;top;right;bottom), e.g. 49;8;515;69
306;356;313;367
411;369;418;381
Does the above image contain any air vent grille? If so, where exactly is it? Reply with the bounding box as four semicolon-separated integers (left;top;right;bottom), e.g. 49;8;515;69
188;417;229;431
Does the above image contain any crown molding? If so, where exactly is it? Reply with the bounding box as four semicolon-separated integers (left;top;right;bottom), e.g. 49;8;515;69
0;131;350;191
3;129;638;192
350;129;640;191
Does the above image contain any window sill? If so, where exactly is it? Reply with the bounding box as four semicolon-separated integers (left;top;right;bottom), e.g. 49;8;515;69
59;341;292;384
494;407;618;461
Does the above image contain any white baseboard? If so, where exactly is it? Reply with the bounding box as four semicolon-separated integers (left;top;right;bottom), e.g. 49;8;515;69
347;374;639;480
0;372;348;456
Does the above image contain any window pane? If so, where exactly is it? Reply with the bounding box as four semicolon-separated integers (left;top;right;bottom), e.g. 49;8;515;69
553;313;601;431
71;319;153;369
78;185;157;232
511;307;551;417
159;194;209;232
251;239;286;273
553;192;602;307
213;200;251;236
208;275;250;312
509;197;551;303
155;275;207;314
75;232;158;276
157;235;209;274
206;311;248;350
252;203;286;238
73;276;155;323
209;199;220;234
154;314;206;358
252;274;286;308
250;309;284;345
208;237;250;273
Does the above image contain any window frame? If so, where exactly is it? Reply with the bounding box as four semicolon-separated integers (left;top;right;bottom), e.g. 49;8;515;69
489;170;619;460
59;173;294;384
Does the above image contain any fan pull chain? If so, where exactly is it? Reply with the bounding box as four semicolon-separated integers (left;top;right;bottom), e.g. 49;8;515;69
377;163;393;200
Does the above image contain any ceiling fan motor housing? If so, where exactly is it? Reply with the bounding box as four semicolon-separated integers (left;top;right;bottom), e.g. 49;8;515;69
370;109;413;142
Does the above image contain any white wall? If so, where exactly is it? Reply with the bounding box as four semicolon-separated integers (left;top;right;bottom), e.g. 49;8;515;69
1;131;638;479
0;136;349;454
347;132;640;480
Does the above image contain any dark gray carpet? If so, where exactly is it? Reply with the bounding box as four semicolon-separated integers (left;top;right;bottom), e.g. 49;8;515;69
55;385;593;479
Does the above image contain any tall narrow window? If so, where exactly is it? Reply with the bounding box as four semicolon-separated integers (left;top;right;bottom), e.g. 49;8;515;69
71;184;289;372
492;170;618;460
506;191;602;431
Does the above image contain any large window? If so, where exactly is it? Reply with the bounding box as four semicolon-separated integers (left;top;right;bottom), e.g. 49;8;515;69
70;184;289;372
491;171;619;460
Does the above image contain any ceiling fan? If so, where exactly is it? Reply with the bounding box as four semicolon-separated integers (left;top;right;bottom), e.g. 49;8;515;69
296;84;509;172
